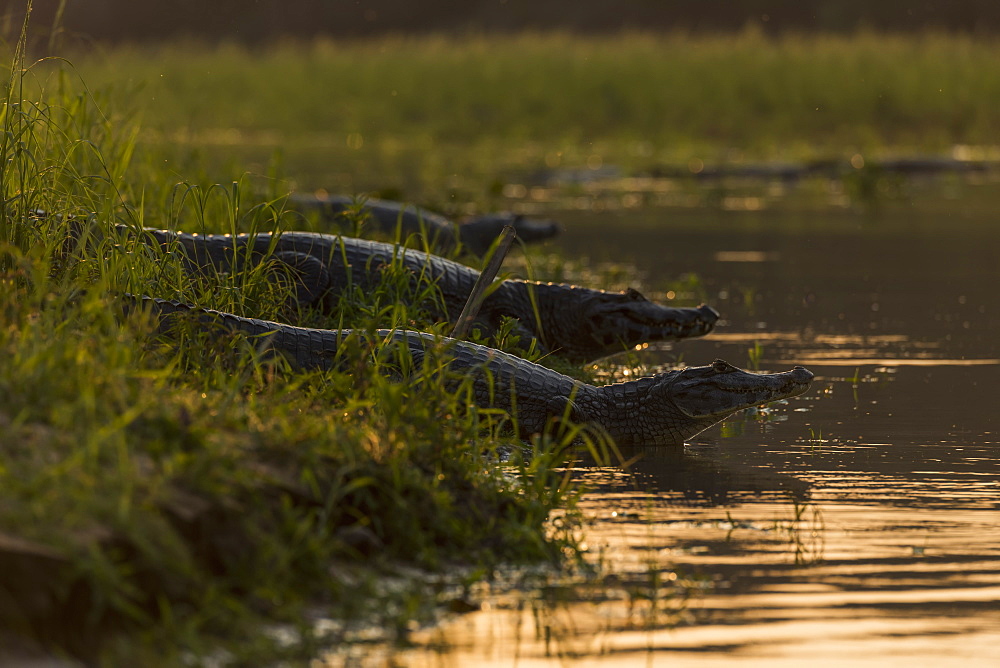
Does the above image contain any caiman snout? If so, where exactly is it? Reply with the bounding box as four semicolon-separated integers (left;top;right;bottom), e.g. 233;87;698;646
697;304;721;323
790;366;815;383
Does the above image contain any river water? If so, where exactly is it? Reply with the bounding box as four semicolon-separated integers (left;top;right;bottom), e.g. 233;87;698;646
340;198;1000;666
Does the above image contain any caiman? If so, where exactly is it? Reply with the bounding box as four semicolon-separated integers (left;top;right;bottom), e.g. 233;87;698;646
124;295;812;447
286;193;560;256
118;224;720;363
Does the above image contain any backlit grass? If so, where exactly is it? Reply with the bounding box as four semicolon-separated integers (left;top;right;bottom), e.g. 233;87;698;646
0;33;599;663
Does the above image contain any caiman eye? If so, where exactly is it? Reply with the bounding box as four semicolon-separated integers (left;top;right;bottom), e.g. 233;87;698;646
625;287;646;301
712;359;732;373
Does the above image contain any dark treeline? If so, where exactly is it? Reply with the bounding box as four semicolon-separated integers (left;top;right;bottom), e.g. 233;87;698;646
5;0;1000;48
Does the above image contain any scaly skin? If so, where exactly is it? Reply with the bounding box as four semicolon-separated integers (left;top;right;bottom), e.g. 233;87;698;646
122;224;719;362
125;295;812;447
286;193;560;256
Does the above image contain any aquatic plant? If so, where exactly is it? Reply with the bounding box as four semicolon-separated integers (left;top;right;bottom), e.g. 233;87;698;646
747;340;765;371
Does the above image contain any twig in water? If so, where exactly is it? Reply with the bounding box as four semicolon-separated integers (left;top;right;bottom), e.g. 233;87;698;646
451;225;516;339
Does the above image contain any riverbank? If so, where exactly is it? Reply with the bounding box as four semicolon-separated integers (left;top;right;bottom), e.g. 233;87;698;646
0;41;601;663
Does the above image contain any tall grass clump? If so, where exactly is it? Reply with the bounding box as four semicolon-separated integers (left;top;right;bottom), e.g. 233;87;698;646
0;28;591;665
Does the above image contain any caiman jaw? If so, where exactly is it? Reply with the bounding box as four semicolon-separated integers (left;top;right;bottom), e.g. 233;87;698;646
588;293;720;350
667;360;814;420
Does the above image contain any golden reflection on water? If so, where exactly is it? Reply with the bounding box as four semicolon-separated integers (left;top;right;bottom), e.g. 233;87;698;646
395;489;1000;668
319;213;999;666
774;357;999;366
384;327;1000;667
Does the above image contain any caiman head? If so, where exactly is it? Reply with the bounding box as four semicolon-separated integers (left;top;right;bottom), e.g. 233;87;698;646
459;213;561;256
628;359;814;446
566;287;719;361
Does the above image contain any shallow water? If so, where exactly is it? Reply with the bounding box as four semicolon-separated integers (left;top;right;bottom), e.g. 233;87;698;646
365;201;1000;665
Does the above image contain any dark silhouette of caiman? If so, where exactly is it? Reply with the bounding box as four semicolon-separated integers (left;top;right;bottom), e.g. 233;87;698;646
287;193;560;256
122;224;719;363
124;295;811;447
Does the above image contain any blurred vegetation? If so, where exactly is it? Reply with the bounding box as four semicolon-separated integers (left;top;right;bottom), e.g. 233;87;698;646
13;1;1000;45
29;30;1000;207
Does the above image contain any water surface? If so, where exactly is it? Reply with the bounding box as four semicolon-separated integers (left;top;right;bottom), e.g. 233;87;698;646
387;203;999;665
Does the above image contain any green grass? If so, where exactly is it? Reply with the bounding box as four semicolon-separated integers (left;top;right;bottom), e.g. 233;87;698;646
42;29;1000;208
5;24;999;662
0;30;608;663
